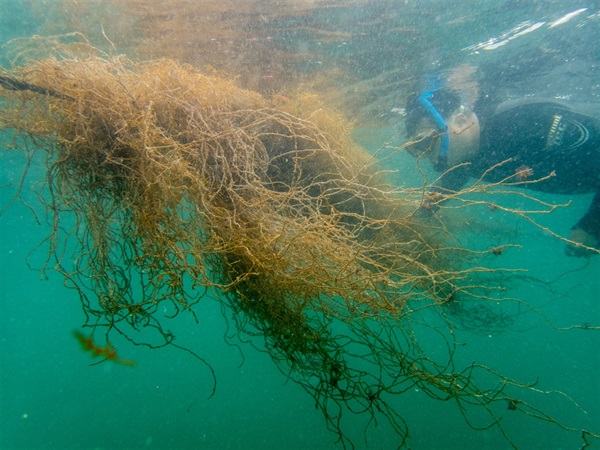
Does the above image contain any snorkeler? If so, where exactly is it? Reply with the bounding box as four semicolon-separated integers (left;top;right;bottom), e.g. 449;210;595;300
403;88;600;257
7;63;596;258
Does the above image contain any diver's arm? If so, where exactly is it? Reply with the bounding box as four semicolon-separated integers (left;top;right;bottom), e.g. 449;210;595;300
575;190;600;241
566;190;600;257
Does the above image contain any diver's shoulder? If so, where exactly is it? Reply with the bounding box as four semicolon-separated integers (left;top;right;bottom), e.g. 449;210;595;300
492;97;599;120
493;97;572;115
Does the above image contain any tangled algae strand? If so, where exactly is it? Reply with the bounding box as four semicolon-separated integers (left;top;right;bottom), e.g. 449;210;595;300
0;35;596;448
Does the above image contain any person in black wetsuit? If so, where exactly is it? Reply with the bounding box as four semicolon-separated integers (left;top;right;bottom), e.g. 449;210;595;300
404;88;600;257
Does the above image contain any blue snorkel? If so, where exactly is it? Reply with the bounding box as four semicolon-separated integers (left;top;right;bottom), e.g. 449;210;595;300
418;74;450;170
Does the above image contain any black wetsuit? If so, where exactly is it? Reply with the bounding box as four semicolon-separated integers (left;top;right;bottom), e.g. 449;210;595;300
439;100;600;244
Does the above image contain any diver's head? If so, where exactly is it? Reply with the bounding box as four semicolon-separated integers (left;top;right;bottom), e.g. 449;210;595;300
405;88;480;169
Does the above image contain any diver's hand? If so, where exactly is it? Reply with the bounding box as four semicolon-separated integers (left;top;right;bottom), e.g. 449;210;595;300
565;227;599;258
418;191;444;214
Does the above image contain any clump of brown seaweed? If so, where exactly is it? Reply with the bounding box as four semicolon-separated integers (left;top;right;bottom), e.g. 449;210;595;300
0;34;596;448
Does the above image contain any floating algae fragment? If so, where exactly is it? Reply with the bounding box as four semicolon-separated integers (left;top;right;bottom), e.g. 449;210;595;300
73;329;136;367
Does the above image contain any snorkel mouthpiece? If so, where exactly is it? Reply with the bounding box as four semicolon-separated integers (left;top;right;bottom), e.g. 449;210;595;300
418;91;449;170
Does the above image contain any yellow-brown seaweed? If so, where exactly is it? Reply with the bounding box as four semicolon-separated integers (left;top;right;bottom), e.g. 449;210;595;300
0;35;594;448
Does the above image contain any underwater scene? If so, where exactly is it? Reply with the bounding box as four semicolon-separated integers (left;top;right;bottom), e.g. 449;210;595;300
0;1;598;449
